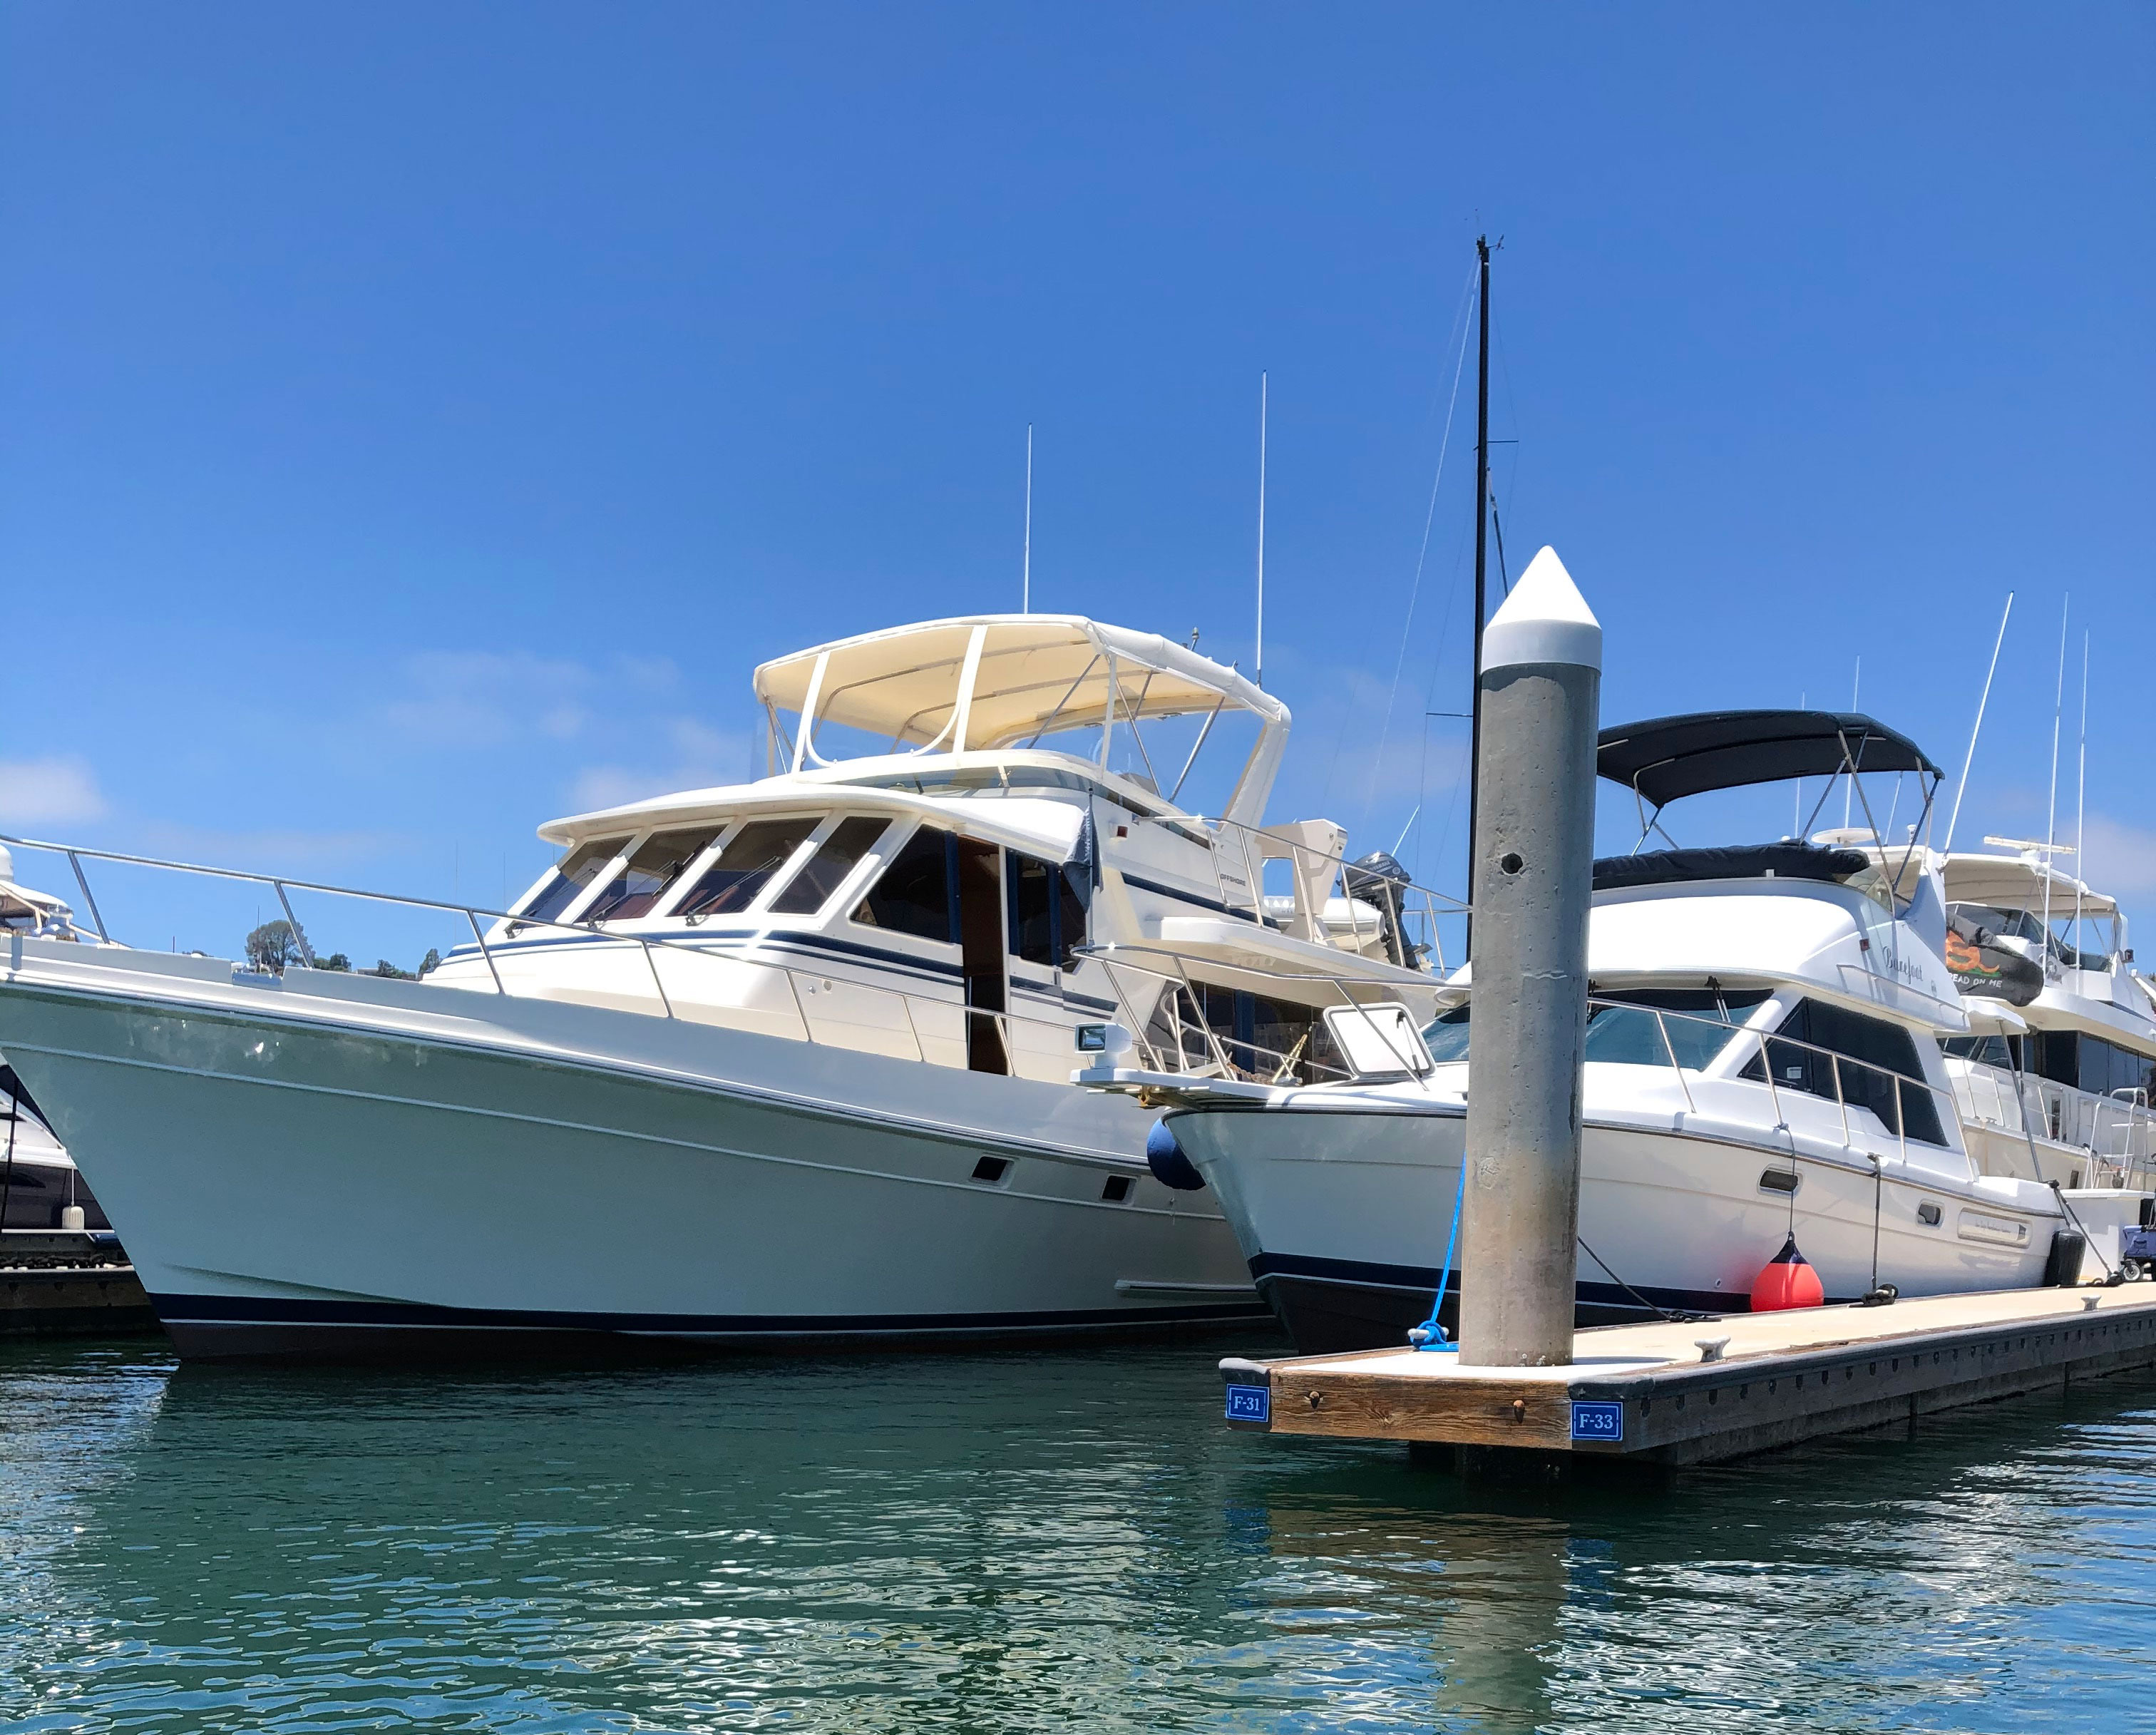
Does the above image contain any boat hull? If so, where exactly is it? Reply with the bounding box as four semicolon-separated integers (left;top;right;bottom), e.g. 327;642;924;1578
1169;1098;2062;1355
0;941;1265;1361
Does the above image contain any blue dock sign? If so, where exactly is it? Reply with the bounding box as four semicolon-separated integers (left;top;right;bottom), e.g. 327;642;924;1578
1225;1383;1270;1425
1569;1400;1624;1443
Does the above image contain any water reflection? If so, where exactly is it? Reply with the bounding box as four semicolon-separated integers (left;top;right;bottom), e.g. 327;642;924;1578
1;1337;2152;1731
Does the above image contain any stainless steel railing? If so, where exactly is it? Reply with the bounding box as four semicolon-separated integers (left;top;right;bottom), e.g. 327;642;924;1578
0;834;1108;1077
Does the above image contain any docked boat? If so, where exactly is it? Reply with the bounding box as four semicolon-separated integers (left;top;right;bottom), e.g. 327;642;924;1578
1934;846;2156;1189
0;615;1443;1359
1082;710;2135;1354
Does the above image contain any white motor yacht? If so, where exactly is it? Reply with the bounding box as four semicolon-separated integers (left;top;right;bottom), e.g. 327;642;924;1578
1081;710;2130;1354
1933;846;2156;1189
0;615;1442;1359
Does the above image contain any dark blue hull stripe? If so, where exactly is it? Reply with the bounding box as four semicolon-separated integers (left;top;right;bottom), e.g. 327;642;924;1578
149;1292;1270;1335
1248;1252;1772;1316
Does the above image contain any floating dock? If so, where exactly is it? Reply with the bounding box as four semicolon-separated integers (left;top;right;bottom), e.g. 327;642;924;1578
1221;1285;2156;1470
0;1230;157;1337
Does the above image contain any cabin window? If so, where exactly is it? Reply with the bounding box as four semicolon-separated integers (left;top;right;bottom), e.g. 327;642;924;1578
771;817;890;916
675;819;818;919
1740;998;1947;1145
1586;989;1771;1071
582;829;720;923
1007;852;1056;968
2073;1033;2156;1102
1007;851;1091;973
1941;1034;2018;1068
1141;981;1340;1082
853;825;957;943
518;836;628;927
1422;1005;1471;1063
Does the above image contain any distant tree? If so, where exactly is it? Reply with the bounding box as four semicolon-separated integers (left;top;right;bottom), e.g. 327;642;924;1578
314;952;352;973
244;920;302;976
369;959;415;979
419;948;441;977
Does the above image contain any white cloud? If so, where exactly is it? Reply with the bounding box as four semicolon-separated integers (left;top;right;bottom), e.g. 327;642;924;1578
2079;814;2156;900
0;756;108;826
381;650;598;748
568;720;754;814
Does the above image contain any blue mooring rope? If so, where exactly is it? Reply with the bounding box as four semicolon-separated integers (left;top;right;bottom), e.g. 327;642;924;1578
1408;1160;1469;1351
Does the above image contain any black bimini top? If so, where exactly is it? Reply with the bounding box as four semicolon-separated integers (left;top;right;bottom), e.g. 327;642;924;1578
1596;710;1941;809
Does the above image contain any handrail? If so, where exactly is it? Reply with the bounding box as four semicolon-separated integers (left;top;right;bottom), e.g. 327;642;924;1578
0;832;1084;1076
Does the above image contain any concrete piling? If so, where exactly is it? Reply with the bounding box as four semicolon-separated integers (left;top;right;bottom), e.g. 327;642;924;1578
1455;546;1602;1368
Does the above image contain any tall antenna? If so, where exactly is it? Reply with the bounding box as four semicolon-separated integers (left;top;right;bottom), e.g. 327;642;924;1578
2074;628;2088;958
1255;372;1267;689
1842;657;1861;827
1022;424;1033;614
1943;590;2014;853
1794;690;1806;838
2042;594;2068;950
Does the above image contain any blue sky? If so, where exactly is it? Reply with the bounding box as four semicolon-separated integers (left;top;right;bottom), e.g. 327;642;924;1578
2;6;2150;965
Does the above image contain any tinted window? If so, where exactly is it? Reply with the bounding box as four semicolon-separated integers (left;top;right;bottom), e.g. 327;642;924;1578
1588;988;1770;1071
853;826;955;943
1742;998;1946;1145
1007;853;1056;967
675;819;818;919
772;817;889;916
582;829;719;923
518;837;627;926
1422;1005;1471;1063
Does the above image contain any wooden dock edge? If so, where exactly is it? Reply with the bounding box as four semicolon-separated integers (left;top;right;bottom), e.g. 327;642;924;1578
1220;1292;2156;1468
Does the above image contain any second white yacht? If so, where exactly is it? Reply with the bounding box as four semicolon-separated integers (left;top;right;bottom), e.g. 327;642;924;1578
1082;709;2132;1353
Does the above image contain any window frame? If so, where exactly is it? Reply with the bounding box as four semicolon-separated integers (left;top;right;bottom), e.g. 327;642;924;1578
766;814;896;919
846;818;962;950
657;814;828;923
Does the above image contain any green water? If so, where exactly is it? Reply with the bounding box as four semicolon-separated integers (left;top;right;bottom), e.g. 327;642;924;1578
3;1336;2152;1733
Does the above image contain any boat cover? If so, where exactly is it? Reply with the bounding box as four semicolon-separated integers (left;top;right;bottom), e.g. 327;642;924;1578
1592;841;1870;893
1597;710;1939;808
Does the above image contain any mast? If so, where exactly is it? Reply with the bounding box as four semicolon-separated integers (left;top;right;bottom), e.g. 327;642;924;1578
1467;235;1492;954
1022;424;1032;614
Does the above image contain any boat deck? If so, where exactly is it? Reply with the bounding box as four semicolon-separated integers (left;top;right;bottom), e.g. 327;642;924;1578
1221;1284;2156;1468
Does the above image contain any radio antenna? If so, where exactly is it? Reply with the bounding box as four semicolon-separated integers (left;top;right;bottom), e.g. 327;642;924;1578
1255;372;1267;689
1942;591;2013;853
2042;594;2068;947
1022;424;1033;614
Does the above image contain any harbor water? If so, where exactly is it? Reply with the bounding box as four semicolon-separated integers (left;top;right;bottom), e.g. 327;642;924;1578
4;1336;2152;1732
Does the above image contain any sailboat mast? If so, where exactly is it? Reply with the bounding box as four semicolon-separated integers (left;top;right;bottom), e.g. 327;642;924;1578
1467;235;1492;954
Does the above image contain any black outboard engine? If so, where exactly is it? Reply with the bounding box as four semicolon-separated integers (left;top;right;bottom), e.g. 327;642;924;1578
1342;850;1417;970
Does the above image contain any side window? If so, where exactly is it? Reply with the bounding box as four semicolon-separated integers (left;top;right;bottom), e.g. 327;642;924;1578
853;826;956;943
1588;988;1770;1072
1422;1005;1471;1063
517;837;627;927
583;829;720;923
771;817;890;916
675;819;818;919
1743;998;1946;1145
1007;853;1055;968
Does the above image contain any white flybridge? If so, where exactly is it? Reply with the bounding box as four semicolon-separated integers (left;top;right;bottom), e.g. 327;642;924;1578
1080;575;2132;1353
0;614;1449;1361
1930;845;2156;1189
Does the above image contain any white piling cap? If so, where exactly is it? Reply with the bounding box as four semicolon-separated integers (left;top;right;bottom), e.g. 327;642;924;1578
1480;546;1602;673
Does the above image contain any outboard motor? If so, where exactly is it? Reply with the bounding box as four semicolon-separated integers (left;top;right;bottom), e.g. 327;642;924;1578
1342;850;1416;970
